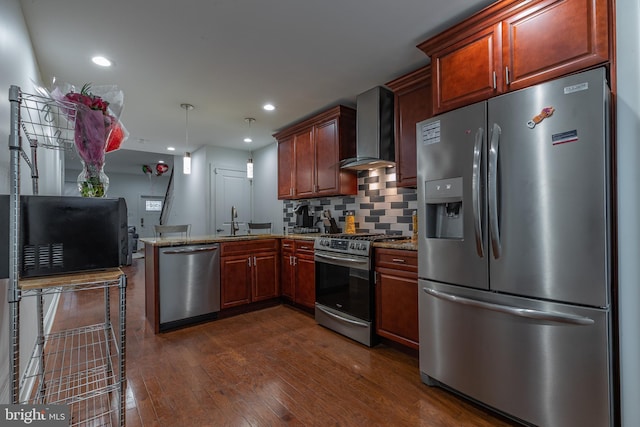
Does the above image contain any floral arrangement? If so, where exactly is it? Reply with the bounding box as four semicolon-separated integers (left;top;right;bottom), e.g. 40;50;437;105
50;82;127;197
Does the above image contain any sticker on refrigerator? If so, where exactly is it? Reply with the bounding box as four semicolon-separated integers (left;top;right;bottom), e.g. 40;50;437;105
421;120;440;145
527;107;555;129
564;82;589;95
552;130;579;146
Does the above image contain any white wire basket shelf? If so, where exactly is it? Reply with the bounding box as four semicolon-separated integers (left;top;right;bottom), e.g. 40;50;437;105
18;90;77;151
21;323;122;426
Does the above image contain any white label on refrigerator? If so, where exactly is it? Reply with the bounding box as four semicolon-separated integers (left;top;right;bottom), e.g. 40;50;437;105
552;130;579;145
564;82;589;94
422;121;440;145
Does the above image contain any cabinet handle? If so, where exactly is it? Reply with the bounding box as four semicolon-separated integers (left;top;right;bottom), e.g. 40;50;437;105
283;244;291;248
248;257;252;267
254;256;257;267
505;66;510;86
392;258;406;263
293;256;297;266
492;71;497;90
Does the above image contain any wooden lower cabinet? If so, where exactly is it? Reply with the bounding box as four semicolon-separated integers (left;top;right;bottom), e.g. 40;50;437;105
280;239;315;310
295;251;315;309
280;240;295;300
221;239;279;310
375;248;419;350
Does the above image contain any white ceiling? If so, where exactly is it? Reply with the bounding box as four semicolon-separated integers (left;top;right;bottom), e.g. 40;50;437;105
20;0;495;172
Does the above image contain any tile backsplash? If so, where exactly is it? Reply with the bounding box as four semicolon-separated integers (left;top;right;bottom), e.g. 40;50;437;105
283;167;417;236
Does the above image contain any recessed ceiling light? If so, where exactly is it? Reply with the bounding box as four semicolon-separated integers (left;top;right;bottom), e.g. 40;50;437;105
91;56;112;67
158;160;165;164
244;137;252;143
263;103;275;111
167;146;176;151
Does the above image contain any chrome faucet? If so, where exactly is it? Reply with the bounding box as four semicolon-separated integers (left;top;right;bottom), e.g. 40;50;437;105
231;206;239;236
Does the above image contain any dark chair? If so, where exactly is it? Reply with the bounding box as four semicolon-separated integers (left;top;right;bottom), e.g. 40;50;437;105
154;224;191;239
247;222;272;235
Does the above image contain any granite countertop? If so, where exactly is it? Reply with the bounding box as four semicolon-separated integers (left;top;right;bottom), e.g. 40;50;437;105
140;233;321;247
373;240;418;251
140;233;417;250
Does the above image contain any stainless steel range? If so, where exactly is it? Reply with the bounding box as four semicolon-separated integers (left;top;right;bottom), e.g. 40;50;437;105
314;233;408;346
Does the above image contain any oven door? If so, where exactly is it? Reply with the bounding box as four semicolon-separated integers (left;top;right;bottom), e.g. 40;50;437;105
314;251;372;321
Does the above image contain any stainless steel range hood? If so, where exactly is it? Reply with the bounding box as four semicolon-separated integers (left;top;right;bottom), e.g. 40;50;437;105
340;86;395;170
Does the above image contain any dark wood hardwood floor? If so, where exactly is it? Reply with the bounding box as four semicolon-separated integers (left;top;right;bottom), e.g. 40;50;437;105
51;258;519;427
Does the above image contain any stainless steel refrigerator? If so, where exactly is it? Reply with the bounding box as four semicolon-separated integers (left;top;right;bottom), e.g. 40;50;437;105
416;67;612;427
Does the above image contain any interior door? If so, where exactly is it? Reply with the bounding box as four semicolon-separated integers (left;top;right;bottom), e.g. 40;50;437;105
213;168;251;235
138;195;163;244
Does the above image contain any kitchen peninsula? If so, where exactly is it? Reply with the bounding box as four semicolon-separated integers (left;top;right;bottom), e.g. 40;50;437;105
141;233;418;336
142;233;318;333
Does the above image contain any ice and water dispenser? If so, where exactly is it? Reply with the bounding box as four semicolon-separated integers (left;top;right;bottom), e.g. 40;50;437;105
424;177;463;240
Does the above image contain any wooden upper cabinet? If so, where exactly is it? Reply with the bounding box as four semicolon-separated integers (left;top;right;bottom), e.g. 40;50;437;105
314;119;339;195
277;136;294;199
431;24;503;114
293;128;315;198
274;105;356;200
502;0;610;91
386;65;433;188
419;0;610;114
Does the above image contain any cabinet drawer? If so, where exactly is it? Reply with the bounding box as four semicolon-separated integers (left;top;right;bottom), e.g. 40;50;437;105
221;239;278;256
294;240;315;255
375;249;417;273
281;239;295;251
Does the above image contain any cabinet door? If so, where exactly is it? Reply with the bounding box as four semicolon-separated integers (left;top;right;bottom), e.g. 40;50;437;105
388;67;432;187
281;251;295;300
432;23;503;114
293;128;315;198
252;252;279;302
502;0;609;91
295;254;316;309
221;255;251;309
314;119;339;195
376;269;419;349
277;136;294;199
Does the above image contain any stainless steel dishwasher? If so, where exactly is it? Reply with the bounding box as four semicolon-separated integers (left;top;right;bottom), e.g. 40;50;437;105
159;243;220;328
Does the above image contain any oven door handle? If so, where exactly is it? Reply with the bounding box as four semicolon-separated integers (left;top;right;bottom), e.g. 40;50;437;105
316;305;369;327
315;252;368;265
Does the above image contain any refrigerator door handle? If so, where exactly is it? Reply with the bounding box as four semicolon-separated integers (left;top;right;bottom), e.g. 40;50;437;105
423;287;595;325
488;122;502;259
472;127;485;258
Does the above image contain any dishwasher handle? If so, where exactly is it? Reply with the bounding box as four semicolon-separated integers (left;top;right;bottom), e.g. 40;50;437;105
162;246;219;255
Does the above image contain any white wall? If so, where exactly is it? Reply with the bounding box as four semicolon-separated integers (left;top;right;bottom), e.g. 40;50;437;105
252;142;283;233
63;167;170;228
0;0;61;404
615;0;640;424
167;144;283;237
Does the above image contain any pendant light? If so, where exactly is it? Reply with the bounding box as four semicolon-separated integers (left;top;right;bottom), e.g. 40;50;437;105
181;103;194;175
245;118;255;179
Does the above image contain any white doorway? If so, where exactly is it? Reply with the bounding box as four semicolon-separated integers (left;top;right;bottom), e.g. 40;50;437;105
212;167;251;235
138;195;163;245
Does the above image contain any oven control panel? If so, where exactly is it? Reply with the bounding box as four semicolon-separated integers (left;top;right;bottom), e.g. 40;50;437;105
315;237;371;255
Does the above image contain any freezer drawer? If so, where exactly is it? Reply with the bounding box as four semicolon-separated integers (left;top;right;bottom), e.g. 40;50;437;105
159;244;221;325
419;280;612;427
